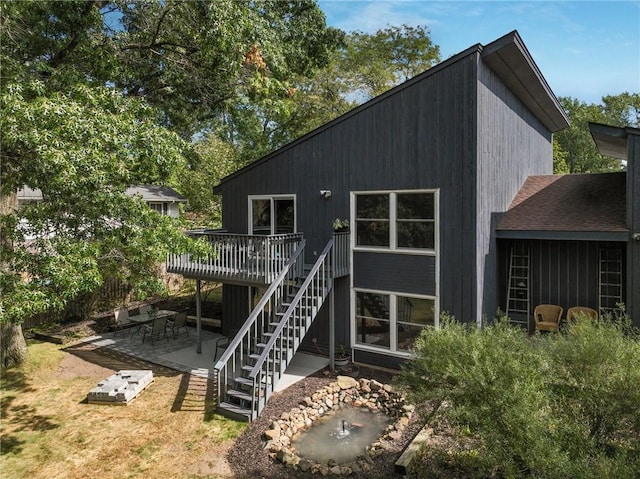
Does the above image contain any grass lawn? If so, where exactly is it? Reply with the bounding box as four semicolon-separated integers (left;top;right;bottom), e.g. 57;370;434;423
1;339;246;479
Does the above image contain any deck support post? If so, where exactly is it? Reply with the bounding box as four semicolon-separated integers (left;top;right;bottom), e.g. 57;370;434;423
196;279;202;354
329;246;336;371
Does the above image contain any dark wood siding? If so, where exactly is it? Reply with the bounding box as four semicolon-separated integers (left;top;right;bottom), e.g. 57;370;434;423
221;284;250;336
477;61;554;323
217;51;480;334
627;135;640;323
353;252;436;296
498;239;627;326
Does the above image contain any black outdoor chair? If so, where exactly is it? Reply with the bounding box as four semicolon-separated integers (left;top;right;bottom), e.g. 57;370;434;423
167;312;189;337
142;316;168;344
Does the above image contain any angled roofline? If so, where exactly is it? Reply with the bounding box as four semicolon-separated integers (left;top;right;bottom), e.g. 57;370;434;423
589;121;640;160
480;30;569;133
215;30;568;192
214;42;482;192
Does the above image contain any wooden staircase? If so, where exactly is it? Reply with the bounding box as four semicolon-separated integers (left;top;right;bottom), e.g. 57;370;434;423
213;238;335;422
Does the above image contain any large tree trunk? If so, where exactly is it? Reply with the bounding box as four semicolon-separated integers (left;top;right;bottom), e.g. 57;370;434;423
1;191;28;367
1;321;28;368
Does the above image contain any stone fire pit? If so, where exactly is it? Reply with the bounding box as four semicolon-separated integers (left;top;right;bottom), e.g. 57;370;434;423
264;376;414;476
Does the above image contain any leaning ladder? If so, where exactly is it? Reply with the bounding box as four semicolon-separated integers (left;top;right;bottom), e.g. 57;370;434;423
506;245;530;328
598;248;623;317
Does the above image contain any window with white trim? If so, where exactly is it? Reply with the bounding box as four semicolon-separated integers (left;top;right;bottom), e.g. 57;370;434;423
149;202;169;215
249;196;295;235
354;191;436;251
354;290;435;353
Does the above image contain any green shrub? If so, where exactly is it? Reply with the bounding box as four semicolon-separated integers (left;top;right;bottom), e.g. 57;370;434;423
397;313;640;479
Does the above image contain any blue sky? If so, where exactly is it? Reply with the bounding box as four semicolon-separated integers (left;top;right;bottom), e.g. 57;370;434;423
317;0;640;104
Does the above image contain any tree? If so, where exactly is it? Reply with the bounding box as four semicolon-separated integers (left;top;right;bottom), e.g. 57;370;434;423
1;0;343;138
555;93;639;173
0;82;208;367
340;24;441;100
172;134;238;228
219;24;441;164
0;0;342;366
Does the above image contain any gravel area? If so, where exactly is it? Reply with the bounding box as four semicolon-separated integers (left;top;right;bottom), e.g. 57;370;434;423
227;366;426;479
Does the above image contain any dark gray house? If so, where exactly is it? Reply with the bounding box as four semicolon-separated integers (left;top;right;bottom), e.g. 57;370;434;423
167;31;639;421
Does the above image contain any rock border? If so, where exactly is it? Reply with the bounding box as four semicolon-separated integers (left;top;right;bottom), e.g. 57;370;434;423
264;375;414;476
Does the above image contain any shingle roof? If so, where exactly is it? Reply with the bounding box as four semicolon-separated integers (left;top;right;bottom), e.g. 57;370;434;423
497;173;627;232
125;185;186;202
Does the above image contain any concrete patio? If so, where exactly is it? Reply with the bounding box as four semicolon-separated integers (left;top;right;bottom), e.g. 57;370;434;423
82;326;329;392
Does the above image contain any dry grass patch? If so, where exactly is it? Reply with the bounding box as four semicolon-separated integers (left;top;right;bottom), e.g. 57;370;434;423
1;340;245;479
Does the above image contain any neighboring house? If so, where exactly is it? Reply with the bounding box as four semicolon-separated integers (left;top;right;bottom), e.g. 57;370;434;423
124;185;186;218
17;184;187;218
166;31;639;421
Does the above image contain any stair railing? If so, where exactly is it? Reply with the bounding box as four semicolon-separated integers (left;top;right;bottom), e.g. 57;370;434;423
246;238;335;418
213;239;306;408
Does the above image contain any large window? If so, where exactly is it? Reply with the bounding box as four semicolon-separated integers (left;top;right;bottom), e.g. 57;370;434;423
354;290;435;354
354;191;436;251
249;196;295;235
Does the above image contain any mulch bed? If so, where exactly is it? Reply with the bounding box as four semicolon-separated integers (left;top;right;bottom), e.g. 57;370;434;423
226;366;427;479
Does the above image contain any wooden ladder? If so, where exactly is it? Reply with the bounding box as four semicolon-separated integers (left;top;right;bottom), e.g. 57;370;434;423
505;245;530;329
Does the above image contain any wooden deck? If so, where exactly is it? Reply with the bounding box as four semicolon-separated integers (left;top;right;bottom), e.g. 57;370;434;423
167;231;350;284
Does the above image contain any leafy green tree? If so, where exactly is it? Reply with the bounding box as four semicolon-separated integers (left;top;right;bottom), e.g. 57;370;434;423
556;93;639;173
0;82;208;367
0;0;342;366
553;137;570;174
1;0;343;138
340;24;441;100
220;24;441;164
172;134;238;228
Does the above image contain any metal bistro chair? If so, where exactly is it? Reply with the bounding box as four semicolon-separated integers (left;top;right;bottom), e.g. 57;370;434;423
142;316;168;344
534;304;564;333
167;312;189;338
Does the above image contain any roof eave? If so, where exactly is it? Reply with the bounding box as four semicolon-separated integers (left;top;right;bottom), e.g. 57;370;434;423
496;229;629;241
481;31;569;133
589;122;640;160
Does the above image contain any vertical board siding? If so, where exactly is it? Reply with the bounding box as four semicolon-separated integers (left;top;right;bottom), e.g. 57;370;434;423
627;135;640;322
476;61;554;323
353;252;436;296
498;239;627;321
217;52;481;335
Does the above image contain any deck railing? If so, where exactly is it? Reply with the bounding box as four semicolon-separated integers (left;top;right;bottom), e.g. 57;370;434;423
214;240;307;418
167;232;304;284
246;238;334;419
331;231;350;277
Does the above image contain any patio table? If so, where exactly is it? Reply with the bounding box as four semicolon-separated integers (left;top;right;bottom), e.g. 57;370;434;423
128;310;177;335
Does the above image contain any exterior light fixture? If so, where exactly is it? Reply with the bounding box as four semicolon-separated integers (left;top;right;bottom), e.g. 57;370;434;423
320;190;332;198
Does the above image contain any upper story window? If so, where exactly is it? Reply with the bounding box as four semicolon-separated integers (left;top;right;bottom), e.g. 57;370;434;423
249;195;295;235
354;191;436;251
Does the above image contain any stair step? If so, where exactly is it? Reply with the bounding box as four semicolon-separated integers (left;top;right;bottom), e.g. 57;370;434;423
227;389;254;402
235;377;266;388
218;401;252;422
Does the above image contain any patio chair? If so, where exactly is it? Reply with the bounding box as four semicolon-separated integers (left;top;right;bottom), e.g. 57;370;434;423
113;307;135;337
534;304;563;333
138;304;152;315
566;306;598;323
142;316;168;344
167;312;189;338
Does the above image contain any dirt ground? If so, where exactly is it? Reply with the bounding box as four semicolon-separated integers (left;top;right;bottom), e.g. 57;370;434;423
5;314;428;479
